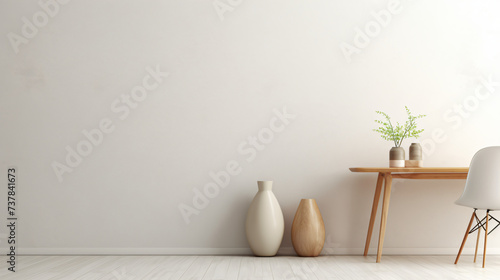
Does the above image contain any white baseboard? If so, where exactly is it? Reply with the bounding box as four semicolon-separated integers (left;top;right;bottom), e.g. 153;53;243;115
17;247;253;255
17;247;500;256
281;247;500;256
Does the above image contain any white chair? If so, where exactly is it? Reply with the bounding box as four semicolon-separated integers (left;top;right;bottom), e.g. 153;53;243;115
455;146;500;268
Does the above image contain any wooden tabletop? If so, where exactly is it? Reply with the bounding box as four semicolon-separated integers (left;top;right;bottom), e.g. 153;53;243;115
349;167;469;173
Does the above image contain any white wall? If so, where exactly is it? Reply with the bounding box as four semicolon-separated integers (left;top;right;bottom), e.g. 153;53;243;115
1;0;500;255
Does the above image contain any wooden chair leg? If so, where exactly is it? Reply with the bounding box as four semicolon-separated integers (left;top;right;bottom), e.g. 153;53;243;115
483;211;489;268
474;227;481;263
455;211;476;264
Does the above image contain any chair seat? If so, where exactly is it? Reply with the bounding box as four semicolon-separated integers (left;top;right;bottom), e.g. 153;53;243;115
455;147;500;212
455;200;500;211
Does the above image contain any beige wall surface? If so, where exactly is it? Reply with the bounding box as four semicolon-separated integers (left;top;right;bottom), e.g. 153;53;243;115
1;0;499;255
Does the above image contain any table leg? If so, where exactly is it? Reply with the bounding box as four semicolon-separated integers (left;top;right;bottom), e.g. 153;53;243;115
364;172;384;256
376;173;392;263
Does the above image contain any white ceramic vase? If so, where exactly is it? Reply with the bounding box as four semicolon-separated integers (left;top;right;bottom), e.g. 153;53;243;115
245;181;284;256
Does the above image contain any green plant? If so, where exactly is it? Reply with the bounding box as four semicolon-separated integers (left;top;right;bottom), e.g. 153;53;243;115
373;106;426;147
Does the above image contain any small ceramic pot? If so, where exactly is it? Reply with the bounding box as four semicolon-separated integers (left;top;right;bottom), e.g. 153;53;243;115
409;143;422;160
389;147;405;167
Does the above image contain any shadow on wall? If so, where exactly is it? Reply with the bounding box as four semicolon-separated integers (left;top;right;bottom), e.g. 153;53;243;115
323;176;375;253
275;175;373;254
212;192;252;249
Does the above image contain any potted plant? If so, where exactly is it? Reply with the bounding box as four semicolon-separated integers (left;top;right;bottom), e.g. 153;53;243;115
374;106;426;167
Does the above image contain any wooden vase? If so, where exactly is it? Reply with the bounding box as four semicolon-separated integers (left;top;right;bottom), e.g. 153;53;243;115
291;199;325;257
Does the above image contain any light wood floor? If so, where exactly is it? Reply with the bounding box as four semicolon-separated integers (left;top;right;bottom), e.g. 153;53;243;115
1;255;500;279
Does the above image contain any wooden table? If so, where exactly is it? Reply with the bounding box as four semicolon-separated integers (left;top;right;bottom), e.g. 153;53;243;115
349;167;469;263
